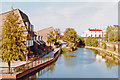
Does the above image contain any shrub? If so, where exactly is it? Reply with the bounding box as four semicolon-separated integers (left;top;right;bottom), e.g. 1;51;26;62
104;43;107;49
113;45;116;51
85;37;98;47
61;47;72;52
102;42;107;49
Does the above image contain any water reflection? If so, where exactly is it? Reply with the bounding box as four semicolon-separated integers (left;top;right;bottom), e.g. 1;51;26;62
21;63;55;80
21;47;118;79
63;48;96;65
93;49;119;68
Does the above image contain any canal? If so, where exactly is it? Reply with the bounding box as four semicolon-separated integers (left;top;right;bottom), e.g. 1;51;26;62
23;47;118;79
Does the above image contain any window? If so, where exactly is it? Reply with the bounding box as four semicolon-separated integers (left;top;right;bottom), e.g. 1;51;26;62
99;35;101;37
91;34;92;37
95;34;97;37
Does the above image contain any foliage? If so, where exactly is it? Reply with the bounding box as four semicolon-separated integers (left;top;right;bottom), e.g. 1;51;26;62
105;25;118;42
1;11;27;73
64;28;80;43
85;37;98;47
102;42;107;49
118;27;120;42
79;37;84;44
61;47;72;52
113;45;116;51
54;41;62;45
54;28;61;41
47;31;55;46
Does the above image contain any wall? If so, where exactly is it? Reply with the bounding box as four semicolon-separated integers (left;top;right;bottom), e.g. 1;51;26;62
37;27;55;46
99;41;119;52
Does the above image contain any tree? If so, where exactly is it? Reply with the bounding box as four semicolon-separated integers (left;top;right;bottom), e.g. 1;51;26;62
85;37;98;47
54;28;61;43
64;28;78;43
1;11;27;73
119;27;120;42
47;31;55;46
105;25;118;42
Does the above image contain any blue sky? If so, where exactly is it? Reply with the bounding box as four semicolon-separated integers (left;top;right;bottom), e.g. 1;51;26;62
0;2;118;35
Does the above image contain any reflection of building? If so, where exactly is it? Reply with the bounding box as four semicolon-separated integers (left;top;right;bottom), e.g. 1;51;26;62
96;54;105;62
81;28;106;41
37;27;55;46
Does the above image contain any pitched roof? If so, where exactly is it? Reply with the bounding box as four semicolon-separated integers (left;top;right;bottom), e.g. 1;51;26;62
37;27;54;33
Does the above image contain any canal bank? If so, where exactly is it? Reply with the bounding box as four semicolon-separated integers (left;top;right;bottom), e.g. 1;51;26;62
22;47;118;79
0;48;62;79
85;46;120;61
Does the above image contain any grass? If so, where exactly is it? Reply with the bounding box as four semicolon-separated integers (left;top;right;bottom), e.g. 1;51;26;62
61;47;72;52
66;55;76;57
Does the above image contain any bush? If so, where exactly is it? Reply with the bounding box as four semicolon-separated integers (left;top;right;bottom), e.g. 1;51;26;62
85;37;98;47
102;43;106;49
61;47;72;52
113;45;116;51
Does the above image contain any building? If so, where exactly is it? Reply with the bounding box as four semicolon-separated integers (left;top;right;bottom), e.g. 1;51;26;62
36;27;55;46
81;28;106;41
0;9;45;60
0;9;35;46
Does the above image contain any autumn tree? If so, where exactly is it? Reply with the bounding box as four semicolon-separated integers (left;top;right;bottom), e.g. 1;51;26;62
47;31;55;46
105;25;118;42
1;11;28;73
85;37;98;47
64;28;78;43
54;28;61;43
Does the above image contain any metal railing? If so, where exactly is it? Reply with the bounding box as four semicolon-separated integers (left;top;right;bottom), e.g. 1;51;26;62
0;56;54;75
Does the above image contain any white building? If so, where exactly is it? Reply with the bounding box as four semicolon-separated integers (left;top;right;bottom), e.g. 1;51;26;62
81;28;106;41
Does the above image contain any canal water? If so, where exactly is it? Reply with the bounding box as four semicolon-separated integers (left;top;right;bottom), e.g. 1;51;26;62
24;47;118;79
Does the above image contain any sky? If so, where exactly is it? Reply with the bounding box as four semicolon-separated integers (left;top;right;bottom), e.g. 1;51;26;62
0;1;118;35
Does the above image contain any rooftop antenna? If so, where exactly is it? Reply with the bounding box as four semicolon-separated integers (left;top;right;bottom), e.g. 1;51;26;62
11;6;14;10
11;3;14;10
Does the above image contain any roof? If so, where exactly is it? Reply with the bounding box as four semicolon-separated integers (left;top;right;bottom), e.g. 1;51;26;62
88;28;102;31
37;27;54;33
0;9;19;15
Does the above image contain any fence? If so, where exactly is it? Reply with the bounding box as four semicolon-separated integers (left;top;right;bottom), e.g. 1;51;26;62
0;55;54;75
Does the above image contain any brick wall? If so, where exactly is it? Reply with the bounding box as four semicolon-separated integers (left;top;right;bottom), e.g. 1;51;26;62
37;27;55;46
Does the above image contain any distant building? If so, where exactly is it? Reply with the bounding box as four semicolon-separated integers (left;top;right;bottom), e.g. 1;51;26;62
37;27;55;46
81;28;106;41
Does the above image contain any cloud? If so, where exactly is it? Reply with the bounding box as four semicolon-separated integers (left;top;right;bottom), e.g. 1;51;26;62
27;2;117;35
1;2;117;35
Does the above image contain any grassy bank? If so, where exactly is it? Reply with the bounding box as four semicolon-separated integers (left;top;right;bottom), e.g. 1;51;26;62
85;46;119;59
61;47;73;52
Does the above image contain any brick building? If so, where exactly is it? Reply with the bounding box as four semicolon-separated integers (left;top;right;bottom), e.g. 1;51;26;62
36;27;55;46
0;9;53;60
0;9;46;60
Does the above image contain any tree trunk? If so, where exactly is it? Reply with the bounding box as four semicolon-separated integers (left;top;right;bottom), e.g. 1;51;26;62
8;61;11;73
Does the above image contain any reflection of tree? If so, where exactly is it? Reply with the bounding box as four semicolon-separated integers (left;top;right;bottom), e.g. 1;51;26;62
105;60;115;68
92;49;119;68
21;63;55;80
49;63;55;73
20;72;37;80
